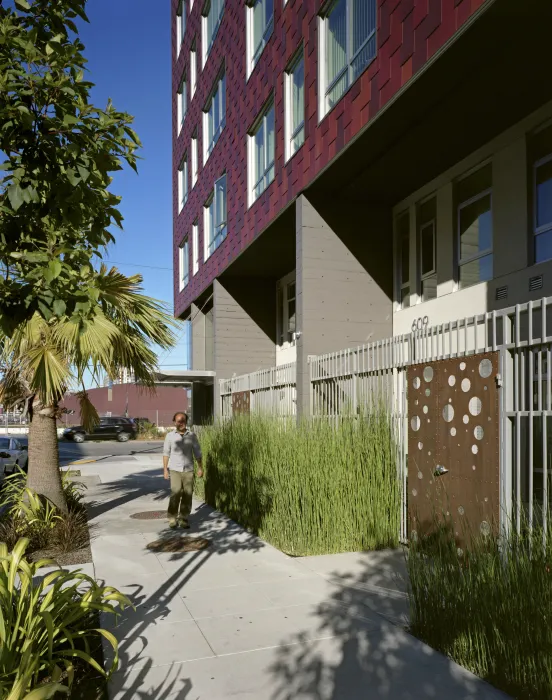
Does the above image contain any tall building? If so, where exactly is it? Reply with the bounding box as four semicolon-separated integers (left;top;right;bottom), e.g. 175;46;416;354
173;0;552;418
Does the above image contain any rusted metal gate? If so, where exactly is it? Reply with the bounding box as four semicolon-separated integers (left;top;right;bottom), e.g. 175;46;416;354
232;391;251;415
407;352;500;547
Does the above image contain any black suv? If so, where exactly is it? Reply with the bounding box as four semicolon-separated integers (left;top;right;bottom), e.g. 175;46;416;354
62;417;137;443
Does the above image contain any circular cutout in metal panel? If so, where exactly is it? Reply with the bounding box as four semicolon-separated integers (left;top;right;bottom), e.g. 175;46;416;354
469;397;482;416
461;378;471;393
413;377;421;389
443;404;455;422
411;416;421;431
479;359;493;379
474;426;484;440
423;367;434;383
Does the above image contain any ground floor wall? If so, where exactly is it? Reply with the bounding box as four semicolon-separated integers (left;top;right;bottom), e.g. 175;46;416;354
393;100;552;336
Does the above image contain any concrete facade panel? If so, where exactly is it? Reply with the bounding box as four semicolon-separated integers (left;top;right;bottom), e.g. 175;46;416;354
296;195;393;414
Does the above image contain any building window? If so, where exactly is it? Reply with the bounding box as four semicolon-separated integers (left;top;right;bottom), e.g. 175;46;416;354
534;154;552;264
203;71;226;163
247;0;274;77
192;220;199;275
248;98;275;205
191;131;198;187
276;272;296;346
190;41;197;98
202;0;224;66
397;212;410;309
456;164;493;290
418;198;437;302
179;238;189;290
319;0;376;117
285;51;305;161
204;174;227;259
177;75;187;132
176;1;186;55
178;156;188;213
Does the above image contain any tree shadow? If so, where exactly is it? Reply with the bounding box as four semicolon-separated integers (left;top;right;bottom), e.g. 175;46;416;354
83;468;272;699
85;468;169;521
268;553;508;700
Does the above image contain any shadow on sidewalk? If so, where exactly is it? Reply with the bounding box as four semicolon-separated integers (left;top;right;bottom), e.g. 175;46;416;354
86;469;168;521
268;556;508;700
90;470;271;699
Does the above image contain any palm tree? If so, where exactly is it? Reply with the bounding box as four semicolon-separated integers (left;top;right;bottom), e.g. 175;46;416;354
0;265;176;512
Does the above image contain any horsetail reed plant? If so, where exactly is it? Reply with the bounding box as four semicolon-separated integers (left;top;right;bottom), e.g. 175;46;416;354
407;516;552;700
196;410;400;556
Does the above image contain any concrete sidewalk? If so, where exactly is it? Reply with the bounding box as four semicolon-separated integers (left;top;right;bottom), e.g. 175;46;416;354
80;457;507;700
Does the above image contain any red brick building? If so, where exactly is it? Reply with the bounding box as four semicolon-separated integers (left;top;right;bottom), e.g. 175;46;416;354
173;0;552;417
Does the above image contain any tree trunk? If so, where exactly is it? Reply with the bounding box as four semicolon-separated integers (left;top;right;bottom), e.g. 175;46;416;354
27;399;67;513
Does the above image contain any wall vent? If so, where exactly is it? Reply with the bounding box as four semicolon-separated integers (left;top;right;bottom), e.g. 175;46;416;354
529;275;543;292
495;286;508;301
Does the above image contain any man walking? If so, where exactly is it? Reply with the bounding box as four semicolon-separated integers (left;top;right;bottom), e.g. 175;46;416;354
163;412;203;529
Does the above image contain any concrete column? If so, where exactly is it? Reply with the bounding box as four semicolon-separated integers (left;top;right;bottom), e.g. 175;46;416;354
213;278;276;417
436;183;454;297
191;303;206;371
296;195;393;417
493;137;528;278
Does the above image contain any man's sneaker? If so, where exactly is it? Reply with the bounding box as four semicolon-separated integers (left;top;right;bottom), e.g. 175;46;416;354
169;519;177;529
178;519;190;529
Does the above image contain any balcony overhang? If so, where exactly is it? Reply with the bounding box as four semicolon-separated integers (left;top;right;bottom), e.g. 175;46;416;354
309;0;552;210
154;370;216;387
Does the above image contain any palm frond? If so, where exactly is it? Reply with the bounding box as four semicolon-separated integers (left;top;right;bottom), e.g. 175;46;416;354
74;391;100;433
24;344;71;407
95;266;177;349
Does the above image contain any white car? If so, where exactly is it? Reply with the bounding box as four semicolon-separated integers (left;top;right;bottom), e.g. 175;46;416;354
0;437;29;475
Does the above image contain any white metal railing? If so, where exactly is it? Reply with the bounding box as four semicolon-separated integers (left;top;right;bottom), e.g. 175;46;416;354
220;362;296;418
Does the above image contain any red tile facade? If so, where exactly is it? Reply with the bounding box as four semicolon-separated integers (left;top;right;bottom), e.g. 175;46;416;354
172;0;487;318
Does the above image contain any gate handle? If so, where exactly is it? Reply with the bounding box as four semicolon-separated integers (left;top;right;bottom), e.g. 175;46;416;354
434;465;449;477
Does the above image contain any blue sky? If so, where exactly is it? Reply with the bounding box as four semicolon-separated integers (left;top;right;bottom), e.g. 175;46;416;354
78;0;189;375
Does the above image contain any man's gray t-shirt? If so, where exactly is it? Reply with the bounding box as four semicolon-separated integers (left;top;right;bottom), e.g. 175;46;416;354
163;429;202;472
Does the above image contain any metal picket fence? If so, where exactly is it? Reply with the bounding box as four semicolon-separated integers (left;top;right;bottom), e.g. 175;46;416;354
219;296;552;542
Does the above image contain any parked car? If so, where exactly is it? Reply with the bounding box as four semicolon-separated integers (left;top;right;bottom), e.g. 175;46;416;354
62;417;137;443
0;437;29;474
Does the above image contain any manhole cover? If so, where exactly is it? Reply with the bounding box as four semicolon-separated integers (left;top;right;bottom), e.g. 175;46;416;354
146;537;211;553
130;511;166;520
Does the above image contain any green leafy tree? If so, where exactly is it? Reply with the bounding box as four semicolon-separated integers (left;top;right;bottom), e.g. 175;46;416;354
0;0;140;334
0;0;178;511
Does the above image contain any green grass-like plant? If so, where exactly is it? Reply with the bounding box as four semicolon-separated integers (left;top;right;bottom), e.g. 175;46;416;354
0;538;131;699
196;411;400;556
407;517;552;700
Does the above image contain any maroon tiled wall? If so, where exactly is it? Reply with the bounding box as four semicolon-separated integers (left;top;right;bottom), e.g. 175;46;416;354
172;0;488;318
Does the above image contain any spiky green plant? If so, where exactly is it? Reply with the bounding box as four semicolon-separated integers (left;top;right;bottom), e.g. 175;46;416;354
407;517;552;699
197;411;400;556
0;538;131;698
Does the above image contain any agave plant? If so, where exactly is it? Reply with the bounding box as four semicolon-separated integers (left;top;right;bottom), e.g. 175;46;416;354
0;538;131;699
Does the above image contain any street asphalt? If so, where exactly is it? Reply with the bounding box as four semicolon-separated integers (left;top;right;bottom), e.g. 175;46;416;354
0;435;164;466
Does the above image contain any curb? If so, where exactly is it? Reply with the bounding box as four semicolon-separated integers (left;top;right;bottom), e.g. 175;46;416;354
65;455;114;466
